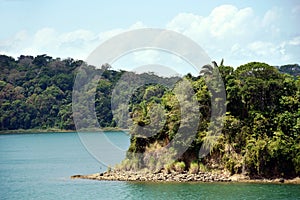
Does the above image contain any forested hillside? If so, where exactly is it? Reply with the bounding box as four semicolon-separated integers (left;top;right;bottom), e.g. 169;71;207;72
123;61;300;178
1;54;81;130
0;54;299;178
0;54;178;130
278;64;300;77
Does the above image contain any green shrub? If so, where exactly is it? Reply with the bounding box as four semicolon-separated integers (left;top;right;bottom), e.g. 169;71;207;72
189;161;199;174
225;159;235;175
116;157;140;171
174;161;185;173
199;163;208;172
164;162;174;173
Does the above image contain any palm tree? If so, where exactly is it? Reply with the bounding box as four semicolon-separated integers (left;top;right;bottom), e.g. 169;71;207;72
200;59;224;76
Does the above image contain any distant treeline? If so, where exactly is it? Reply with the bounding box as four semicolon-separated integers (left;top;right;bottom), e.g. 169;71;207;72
0;54;178;130
0;54;299;178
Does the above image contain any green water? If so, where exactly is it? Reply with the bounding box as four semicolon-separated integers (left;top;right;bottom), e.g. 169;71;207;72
0;132;299;200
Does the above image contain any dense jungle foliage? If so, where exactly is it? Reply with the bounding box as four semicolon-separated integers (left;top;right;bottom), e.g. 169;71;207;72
0;54;299;178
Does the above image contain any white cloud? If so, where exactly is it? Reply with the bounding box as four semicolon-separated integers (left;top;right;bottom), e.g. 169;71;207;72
60;29;96;44
262;8;279;27
0;21;148;60
0;5;299;68
165;5;261;66
288;36;300;46
210;5;254;38
0;28;95;59
247;41;277;56
167;5;254;42
34;28;57;47
0;30;29;55
166;5;299;66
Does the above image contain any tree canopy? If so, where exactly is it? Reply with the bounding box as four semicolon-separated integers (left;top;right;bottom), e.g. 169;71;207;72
0;54;299;178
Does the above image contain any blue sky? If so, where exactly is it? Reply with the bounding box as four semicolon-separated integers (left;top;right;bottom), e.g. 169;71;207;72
0;0;299;74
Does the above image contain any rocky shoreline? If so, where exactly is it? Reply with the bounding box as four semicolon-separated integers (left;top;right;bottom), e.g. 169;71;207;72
71;170;300;184
71;170;231;182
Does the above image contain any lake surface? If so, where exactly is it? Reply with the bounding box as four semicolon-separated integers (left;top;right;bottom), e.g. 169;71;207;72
1;132;300;200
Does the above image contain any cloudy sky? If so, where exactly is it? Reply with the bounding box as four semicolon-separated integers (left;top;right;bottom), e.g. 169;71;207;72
0;0;299;74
